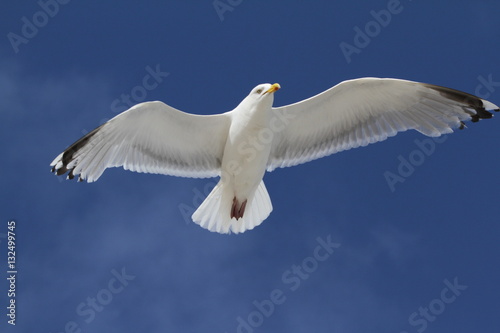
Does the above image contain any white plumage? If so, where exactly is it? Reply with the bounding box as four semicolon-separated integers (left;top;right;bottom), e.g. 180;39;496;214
51;78;498;233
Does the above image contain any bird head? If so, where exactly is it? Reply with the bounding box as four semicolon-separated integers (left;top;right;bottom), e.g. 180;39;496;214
235;83;281;114
241;83;281;111
252;83;281;97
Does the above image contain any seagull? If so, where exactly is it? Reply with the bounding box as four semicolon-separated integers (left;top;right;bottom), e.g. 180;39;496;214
51;78;498;234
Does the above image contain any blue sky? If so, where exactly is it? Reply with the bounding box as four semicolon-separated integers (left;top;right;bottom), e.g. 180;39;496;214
1;1;500;332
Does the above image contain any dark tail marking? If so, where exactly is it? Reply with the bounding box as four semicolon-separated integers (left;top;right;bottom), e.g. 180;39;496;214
231;197;247;220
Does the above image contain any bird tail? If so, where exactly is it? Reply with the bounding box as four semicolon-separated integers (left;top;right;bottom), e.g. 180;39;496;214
192;180;272;234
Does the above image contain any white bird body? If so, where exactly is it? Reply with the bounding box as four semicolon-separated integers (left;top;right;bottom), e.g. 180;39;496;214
193;84;278;233
223;94;273;197
51;78;499;234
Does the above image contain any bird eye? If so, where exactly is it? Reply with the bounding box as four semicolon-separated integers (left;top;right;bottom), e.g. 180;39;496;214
256;89;263;94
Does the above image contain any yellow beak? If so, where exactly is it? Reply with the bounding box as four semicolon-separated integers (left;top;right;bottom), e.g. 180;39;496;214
265;83;281;94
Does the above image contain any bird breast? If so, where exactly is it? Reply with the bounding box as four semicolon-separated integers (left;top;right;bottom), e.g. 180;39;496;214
221;112;274;198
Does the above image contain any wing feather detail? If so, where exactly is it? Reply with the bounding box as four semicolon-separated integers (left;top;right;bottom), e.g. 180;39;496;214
51;101;231;182
267;78;498;171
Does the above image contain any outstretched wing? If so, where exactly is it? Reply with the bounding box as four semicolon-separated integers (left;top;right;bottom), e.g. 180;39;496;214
51;101;231;182
267;78;499;171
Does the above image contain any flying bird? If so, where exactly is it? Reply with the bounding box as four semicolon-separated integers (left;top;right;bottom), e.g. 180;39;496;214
51;78;498;233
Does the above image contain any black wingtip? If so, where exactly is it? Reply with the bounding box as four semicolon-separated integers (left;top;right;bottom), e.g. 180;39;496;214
423;83;496;124
56;166;68;176
470;110;493;123
51;123;104;182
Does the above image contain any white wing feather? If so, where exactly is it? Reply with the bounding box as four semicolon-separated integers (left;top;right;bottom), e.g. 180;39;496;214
267;78;499;171
51;101;231;182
